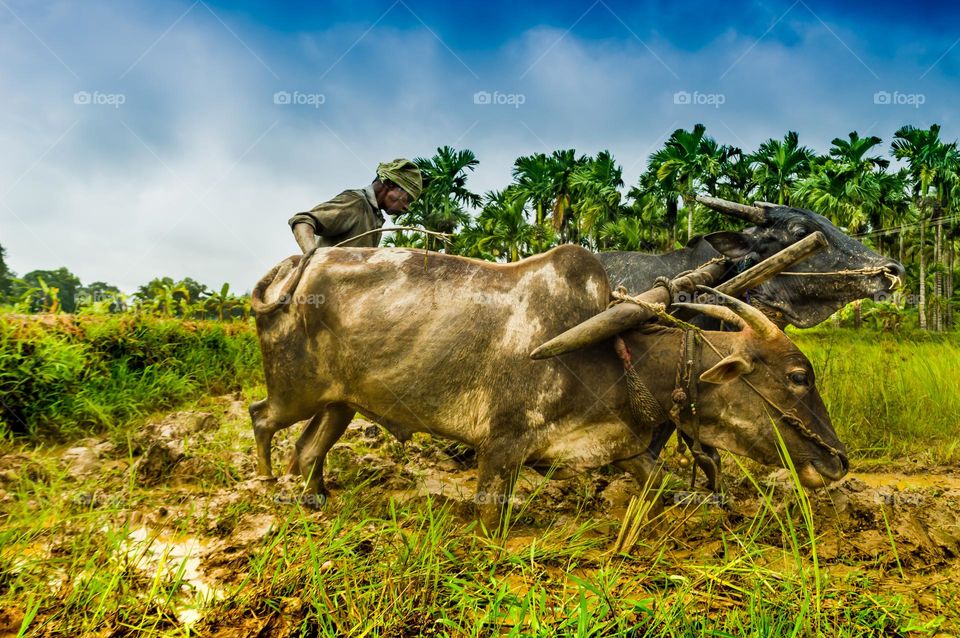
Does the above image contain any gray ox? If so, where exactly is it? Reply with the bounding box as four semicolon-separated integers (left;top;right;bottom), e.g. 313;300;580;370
249;245;847;531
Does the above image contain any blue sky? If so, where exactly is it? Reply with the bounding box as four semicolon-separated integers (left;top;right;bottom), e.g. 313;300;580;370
2;0;959;292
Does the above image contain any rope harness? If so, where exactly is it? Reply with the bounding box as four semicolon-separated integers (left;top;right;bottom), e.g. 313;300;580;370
775;265;902;290
668;329;719;490
612;307;846;491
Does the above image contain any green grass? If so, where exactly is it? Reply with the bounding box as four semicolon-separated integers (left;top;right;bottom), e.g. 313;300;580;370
0;313;261;439
790;328;960;463
1;415;947;637
1;319;958;635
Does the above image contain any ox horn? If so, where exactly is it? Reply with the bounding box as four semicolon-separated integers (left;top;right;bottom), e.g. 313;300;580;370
696;195;767;225
695;285;780;340
529;302;654;360
672;302;745;330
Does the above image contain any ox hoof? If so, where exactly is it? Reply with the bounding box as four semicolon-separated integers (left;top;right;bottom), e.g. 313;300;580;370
256;475;278;483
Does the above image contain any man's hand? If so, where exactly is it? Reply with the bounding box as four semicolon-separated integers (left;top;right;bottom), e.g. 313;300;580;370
293;222;318;254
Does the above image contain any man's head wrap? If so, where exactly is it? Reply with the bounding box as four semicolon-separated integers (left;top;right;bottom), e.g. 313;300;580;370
376;158;423;201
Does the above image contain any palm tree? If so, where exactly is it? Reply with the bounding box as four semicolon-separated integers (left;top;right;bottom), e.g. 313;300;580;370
510;153;553;227
869;169;910;262
569;151;624;249
749;131;814;206
697;140;745;234
547;149;587;242
892;124;956;330
381;229;425;249
714;152;754;202
829;131;889;171
599;216;646;251
654;124;716;242
629;166;680;250
794;156;879;232
698;138;742;198
204;283;238;321
400;146;481;237
474;190;541;262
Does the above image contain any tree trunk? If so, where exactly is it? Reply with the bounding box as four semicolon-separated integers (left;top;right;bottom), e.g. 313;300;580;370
935;218;943;332
948;230;955;328
666;198;678;249
852;299;862;329
919;218;927;331
687;205;693;244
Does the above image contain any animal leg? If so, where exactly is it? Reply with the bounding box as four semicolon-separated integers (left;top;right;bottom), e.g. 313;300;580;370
294;403;354;506
475;441;526;535
615;454;667;519
678;431;723;492
286;413;323;476
644;421;676;465
250;398;309;479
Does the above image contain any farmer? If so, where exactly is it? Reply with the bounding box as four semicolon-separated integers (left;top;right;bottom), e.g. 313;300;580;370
289;158;423;254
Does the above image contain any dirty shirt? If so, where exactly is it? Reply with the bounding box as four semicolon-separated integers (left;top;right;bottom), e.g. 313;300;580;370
288;185;385;248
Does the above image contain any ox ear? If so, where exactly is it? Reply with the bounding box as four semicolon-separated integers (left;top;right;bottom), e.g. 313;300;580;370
704;232;753;259
700;354;754;384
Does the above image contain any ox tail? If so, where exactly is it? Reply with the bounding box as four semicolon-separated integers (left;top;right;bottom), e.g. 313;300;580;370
250;246;319;315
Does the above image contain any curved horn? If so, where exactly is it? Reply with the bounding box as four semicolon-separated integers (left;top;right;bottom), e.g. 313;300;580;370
673;302;745;330
695;285;780;340
696;195;767;225
530;302;655;360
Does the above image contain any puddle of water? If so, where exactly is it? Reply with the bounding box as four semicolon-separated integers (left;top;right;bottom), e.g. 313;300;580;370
121;526;223;627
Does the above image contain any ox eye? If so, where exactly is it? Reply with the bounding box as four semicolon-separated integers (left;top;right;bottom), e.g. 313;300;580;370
790;226;808;238
788;371;810;386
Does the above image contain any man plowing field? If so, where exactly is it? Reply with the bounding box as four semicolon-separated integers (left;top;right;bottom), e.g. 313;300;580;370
288;158;423;253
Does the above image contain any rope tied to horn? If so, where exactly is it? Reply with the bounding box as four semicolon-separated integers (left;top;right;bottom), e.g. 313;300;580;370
608;286;704;333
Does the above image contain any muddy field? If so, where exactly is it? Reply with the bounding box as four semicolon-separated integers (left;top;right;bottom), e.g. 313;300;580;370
1;394;959;636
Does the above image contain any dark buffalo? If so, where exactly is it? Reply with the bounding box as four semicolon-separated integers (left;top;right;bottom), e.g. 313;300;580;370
249;245;847;531
597;196;905;328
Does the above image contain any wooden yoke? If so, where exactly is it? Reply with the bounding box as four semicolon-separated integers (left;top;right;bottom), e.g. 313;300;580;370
529;231;828;360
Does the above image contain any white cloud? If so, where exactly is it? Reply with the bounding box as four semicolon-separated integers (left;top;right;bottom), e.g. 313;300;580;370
1;0;959;293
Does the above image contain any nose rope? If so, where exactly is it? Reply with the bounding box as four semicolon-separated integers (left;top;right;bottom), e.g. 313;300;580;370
775;266;902;290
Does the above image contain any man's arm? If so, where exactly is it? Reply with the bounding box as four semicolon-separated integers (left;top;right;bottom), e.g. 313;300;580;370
288;190;365;253
292;222;317;254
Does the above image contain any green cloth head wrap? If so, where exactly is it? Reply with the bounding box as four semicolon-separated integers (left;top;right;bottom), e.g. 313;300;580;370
376;158;423;201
